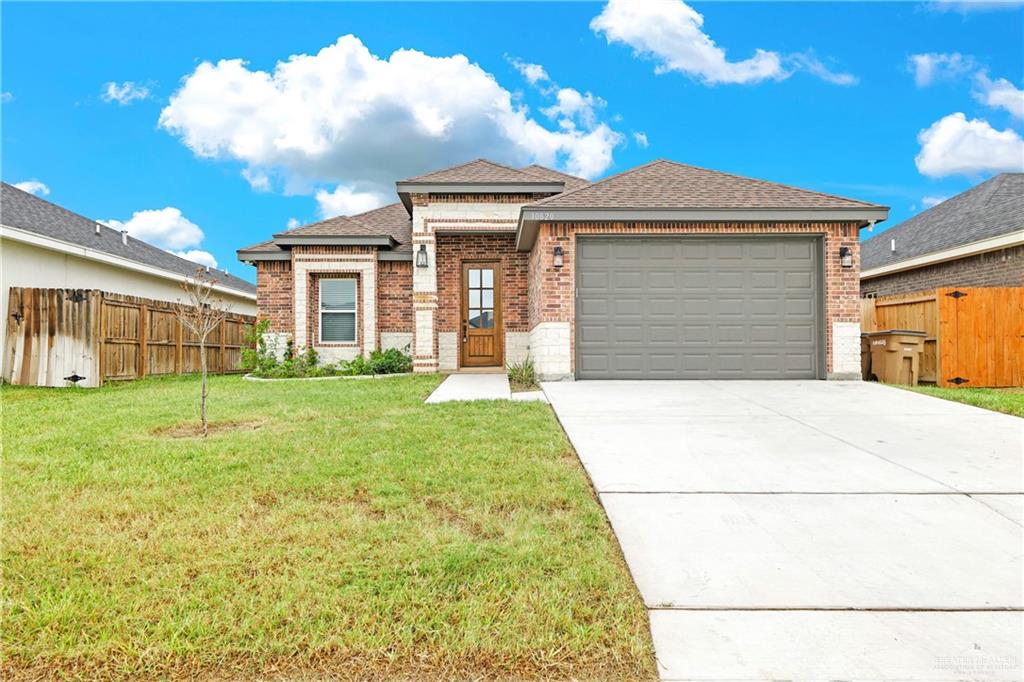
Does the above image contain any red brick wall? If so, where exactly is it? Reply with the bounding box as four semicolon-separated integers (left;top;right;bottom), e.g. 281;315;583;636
378;260;413;332
255;260;293;334
428;193;554;203
435;234;529;334
530;221;862;374
861;245;1024;297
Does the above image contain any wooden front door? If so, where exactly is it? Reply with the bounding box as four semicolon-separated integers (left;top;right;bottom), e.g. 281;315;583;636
461;261;502;367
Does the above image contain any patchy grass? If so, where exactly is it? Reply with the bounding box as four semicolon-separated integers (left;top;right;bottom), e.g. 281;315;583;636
2;375;654;680
903;385;1024;418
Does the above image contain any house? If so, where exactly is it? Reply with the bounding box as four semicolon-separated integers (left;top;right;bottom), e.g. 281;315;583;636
1;182;258;355
238;159;888;380
861;174;1024;297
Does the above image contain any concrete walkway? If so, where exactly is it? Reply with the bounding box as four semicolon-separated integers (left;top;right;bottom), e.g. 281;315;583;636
425;372;548;403
543;380;1023;681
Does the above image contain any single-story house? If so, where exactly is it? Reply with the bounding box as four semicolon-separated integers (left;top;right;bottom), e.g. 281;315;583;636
238;159;888;381
1;182;258;361
861;173;1023;297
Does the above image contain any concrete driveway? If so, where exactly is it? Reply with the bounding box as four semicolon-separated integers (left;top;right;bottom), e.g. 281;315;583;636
543;380;1023;681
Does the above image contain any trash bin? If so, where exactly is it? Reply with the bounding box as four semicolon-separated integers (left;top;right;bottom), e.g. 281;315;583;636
864;330;927;385
861;334;872;381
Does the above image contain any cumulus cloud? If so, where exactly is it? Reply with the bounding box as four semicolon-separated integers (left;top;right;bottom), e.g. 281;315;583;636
915;112;1024;177
1;92;13;103
102;207;205;250
13;179;50;196
921;195;949;209
633;131;649;148
172;249;218;268
973;72;1024;118
510;58;550;86
286;217;301;229
101;81;152;105
315;185;388;218
158;35;624;194
907;53;976;87
541;88;605;128
590;0;855;86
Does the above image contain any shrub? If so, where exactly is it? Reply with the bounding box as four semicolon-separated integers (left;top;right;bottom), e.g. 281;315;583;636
241;319;272;371
507;358;537;388
249;341;411;379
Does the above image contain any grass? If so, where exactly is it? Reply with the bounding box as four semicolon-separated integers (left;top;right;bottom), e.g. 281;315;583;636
902;384;1024;418
2;375;655;680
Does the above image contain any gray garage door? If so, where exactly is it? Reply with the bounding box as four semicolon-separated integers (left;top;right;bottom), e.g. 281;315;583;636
576;236;822;379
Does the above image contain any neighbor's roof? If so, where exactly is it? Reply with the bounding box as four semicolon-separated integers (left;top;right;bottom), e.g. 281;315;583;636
528;159;885;210
240;202;412;255
862;173;1024;271
1;182;256;294
399;159;546;184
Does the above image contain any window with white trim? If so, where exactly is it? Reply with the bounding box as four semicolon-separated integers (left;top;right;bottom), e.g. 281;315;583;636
319;278;357;343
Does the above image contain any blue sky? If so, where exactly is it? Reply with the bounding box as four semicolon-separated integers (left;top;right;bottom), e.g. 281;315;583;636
3;1;1022;282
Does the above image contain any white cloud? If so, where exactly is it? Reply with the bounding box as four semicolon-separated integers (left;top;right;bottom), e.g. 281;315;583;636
541;88;605;128
13;179;50;196
927;0;1024;12
1;92;13;103
633;131;649;148
590;0;855;86
510;58;550;86
315;185;388;218
159;35;624;191
915;112;1024;177
101;81;151;105
102;207;205;250
172;249;218;268
921;195;949;209
241;167;271;191
907;53;976;87
287;217;301;229
973;72;1024;118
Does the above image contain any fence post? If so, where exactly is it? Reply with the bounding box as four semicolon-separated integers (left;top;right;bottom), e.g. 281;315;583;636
138;303;148;378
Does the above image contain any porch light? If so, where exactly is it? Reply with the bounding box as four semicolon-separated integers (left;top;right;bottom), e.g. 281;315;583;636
553;245;564;268
839;246;853;268
416;244;429;268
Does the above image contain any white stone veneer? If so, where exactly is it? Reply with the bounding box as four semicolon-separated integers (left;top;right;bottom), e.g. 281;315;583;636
505;331;530;367
529;322;572;381
293;257;376;358
438;332;458;370
260;332;292;362
830;321;862;380
380;332;413;352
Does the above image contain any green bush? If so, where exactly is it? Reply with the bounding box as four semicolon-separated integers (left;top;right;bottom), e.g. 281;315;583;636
507;358;537;388
249;340;412;379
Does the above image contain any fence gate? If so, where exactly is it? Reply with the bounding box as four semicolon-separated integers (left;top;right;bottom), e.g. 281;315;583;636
938;287;1024;388
4;288;101;387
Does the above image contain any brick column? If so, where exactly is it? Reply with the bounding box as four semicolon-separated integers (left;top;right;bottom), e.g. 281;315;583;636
410;194;438;372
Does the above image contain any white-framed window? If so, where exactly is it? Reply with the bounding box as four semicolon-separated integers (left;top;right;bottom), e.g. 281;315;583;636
319;278;357;343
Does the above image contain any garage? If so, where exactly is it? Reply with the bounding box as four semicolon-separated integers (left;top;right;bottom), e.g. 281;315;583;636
575;235;823;379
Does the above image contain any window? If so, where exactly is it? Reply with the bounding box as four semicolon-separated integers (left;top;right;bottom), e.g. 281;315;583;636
319;279;357;343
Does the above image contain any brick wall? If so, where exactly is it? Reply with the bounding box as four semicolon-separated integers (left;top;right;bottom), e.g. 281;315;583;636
435;234;529;334
428;193;553;203
861;245;1024;297
530;221;862;374
255;260;293;334
306;272;362;351
378;260;413;332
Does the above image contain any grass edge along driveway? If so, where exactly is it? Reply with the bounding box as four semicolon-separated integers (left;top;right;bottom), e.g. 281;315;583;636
2;374;655;680
902;384;1024;418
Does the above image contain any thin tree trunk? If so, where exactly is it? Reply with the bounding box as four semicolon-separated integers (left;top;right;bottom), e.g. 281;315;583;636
200;340;208;437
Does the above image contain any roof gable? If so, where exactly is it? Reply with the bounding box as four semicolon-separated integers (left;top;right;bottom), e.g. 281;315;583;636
529;159;882;210
399;158;541;184
861;173;1024;271
519;164;590;191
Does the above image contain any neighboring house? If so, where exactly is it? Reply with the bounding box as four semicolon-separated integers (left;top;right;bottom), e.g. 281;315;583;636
861;174;1024;297
238;159;887;380
1;182;257;353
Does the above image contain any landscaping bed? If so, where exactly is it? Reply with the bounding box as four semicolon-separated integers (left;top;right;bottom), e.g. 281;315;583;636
2;375;655;680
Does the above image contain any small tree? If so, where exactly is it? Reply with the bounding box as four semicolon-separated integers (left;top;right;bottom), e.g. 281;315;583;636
173;268;231;437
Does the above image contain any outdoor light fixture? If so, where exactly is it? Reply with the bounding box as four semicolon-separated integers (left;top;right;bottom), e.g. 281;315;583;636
839;246;853;268
416;244;429;268
553;245;564;268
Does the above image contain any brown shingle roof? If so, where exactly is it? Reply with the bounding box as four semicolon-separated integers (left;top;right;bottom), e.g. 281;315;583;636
519;164;590;191
399;159;544;184
529;159;884;210
272;202;412;246
239;239;283;253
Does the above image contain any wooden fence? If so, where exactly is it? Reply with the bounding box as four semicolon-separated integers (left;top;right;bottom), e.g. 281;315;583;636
4;288;255;388
861;287;1024;388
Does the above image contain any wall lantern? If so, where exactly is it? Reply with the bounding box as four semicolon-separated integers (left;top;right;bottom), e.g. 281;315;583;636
839;246;853;268
553;245;564;268
416;244;429;268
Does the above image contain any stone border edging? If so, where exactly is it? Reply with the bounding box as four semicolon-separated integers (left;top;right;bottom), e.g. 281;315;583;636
242;372;415;382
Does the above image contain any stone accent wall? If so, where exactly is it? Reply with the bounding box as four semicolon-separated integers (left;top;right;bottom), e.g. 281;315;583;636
529;221;863;378
255;260;293;334
861;245;1024;297
292;247;377;360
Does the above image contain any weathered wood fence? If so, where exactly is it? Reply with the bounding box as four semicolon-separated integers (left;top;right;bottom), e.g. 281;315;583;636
4;288;255;388
861;287;1024;388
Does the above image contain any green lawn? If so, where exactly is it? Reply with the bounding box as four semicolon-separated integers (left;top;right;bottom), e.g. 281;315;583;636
903;385;1024;418
2;375;654;680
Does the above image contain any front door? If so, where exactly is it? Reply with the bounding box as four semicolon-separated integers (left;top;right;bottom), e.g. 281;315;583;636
461;262;502;367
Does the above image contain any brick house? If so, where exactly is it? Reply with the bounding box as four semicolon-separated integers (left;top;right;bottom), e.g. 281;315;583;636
861;173;1023;297
238;159;888;380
